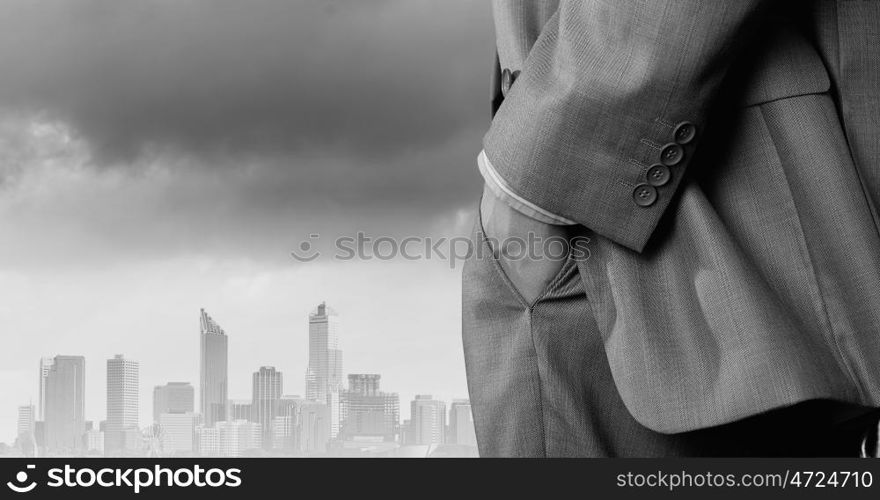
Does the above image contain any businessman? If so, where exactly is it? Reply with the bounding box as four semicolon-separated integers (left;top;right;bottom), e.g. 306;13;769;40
463;0;880;457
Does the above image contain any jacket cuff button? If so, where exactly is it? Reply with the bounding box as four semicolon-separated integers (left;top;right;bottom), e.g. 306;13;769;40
674;122;697;144
633;184;658;207
660;143;685;166
646;164;671;187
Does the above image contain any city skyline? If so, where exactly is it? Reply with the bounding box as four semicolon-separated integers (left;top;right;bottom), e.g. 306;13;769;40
6;304;474;456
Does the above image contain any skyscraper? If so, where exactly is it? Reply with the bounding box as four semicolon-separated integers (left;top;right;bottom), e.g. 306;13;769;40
153;382;195;423
410;395;446;445
17;404;35;441
45;355;86;453
305;302;342;438
447;399;477;447
305;302;343;402
340;374;400;442
251;366;282;449
199;308;228;427
106;355;139;453
38;357;54;421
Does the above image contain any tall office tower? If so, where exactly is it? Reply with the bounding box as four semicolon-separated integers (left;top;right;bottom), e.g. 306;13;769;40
252;366;283;449
447;399;477;447
158;412;199;455
45;355;86;453
305;303;343;402
38;357;54;421
340;374;400;442
199;308;228;427
410;395;446;445
152;382;194;423
106;355;139;453
17;404;35;445
16;406;37;457
305;303;342;440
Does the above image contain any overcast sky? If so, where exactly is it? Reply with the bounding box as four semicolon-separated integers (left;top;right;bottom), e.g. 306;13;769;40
0;0;494;440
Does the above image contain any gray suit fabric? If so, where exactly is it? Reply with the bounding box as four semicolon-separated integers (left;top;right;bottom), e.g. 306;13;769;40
463;0;880;456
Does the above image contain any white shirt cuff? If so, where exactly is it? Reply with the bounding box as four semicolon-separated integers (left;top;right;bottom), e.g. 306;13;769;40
477;150;576;225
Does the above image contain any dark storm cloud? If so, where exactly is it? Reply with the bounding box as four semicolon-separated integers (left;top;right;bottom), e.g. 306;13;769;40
0;0;493;164
0;0;494;268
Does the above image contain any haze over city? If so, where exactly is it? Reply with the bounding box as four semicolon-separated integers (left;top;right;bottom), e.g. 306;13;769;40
9;302;477;457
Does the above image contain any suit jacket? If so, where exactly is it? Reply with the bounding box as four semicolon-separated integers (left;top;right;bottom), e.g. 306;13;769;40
486;0;880;433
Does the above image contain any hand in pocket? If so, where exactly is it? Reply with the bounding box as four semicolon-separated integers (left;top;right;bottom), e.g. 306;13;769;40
479;184;572;304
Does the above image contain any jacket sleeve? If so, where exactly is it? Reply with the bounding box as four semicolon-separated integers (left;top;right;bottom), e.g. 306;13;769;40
485;0;777;252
